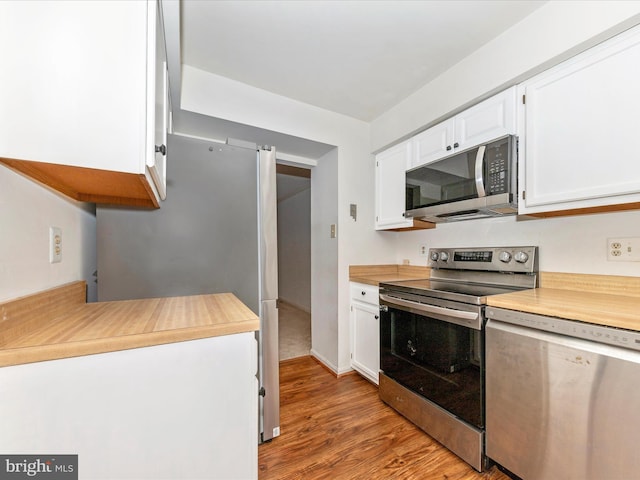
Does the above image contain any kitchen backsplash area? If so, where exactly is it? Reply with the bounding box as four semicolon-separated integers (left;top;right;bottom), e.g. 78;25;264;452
392;209;640;277
0;167;97;303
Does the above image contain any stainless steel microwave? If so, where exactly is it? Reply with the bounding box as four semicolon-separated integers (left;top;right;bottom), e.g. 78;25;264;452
405;135;517;223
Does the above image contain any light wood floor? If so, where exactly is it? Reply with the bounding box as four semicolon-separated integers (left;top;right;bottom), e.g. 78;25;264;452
259;356;511;480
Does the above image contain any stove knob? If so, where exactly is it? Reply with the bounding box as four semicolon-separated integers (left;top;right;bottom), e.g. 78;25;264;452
430;251;440;262
439;252;449;262
498;251;512;263
514;251;529;263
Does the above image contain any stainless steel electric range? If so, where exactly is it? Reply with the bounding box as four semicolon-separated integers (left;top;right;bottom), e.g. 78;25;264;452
378;246;538;472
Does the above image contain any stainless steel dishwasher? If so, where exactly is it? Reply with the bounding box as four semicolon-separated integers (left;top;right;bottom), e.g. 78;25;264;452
485;307;640;480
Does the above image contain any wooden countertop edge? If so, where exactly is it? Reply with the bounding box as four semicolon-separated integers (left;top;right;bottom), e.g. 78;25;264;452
350;275;428;286
350;276;382;286
487;288;640;332
0;319;259;368
349;264;431;286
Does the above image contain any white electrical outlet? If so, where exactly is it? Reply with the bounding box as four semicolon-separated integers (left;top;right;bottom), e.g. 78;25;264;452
49;226;62;263
607;237;640;261
419;244;428;257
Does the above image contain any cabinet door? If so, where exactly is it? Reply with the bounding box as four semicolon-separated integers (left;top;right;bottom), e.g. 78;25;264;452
454;86;516;150
0;334;258;479
0;1;147;174
375;141;413;229
351;301;380;385
0;1;165;207
412;119;455;168
147;0;169;200
519;27;640;214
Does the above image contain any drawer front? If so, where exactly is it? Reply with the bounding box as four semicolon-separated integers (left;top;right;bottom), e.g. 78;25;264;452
350;283;379;306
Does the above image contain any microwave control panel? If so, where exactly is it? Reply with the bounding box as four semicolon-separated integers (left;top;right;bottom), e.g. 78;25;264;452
485;141;510;195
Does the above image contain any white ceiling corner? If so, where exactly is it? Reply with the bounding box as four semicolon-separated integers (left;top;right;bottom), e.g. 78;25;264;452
181;0;547;122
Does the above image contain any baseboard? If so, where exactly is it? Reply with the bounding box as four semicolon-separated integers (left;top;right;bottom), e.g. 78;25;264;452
310;350;356;378
337;364;355;377
310;349;338;376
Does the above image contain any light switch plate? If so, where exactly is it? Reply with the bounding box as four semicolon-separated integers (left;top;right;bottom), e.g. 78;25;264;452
350;204;357;221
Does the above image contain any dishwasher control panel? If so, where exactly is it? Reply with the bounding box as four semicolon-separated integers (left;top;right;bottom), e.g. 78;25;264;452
487;307;640;352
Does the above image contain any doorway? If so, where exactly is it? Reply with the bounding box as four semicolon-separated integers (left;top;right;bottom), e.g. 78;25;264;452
276;164;311;361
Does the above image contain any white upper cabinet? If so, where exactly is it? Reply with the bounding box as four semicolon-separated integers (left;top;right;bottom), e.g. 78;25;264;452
0;0;169;208
518;26;640;215
411;87;516;169
454;87;517;151
375;141;413;230
412;120;455;168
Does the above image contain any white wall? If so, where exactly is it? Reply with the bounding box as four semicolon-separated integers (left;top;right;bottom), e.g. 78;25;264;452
311;149;339;370
178;1;640;373
0;167;97;303
277;186;311;312
371;1;640;152
181;66;396;373
369;1;640;278
395;212;640;276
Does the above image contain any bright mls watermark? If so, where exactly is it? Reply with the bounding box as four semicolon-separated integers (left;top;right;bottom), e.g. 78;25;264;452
0;456;77;479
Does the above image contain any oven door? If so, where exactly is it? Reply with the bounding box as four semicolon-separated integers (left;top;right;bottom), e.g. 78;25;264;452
380;293;485;429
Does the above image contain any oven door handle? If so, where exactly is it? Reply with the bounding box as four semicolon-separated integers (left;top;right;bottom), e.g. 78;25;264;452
380;294;481;329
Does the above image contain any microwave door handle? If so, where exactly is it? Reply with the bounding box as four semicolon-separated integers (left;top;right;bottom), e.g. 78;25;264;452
475;145;486;197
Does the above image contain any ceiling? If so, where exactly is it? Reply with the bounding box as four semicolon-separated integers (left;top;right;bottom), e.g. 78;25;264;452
181;0;546;122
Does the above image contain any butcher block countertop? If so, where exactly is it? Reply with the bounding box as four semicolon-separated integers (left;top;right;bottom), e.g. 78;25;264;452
349;264;430;286
0;281;259;368
487;272;640;332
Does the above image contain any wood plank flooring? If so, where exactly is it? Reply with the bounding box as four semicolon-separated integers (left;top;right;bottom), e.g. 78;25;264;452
259;356;511;480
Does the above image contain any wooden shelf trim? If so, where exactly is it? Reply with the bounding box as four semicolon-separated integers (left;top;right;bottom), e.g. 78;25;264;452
388;218;436;231
0;158;159;208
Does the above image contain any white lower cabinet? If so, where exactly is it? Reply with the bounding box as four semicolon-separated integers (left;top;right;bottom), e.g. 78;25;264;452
350;282;380;385
518;25;640;215
0;334;258;479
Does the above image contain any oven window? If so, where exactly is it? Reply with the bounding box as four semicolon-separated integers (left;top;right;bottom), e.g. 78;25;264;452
381;307;484;429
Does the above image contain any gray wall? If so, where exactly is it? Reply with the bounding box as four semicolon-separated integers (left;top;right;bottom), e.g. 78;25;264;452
97;134;260;313
277;186;311;312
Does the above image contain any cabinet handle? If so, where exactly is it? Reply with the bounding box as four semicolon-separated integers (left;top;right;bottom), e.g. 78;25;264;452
453;142;459;148
155;144;167;156
361;291;366;296
374;315;379;320
446;145;452;151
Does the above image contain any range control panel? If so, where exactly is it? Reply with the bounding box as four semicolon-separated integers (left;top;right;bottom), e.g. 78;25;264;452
428;246;538;274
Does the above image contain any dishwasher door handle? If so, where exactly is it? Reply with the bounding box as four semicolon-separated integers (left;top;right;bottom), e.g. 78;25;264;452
380;294;481;330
